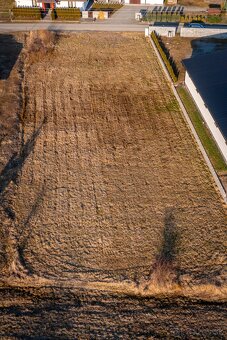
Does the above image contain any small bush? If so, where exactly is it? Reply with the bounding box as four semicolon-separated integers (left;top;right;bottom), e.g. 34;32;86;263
151;31;178;83
207;15;222;23
91;3;123;14
51;8;81;21
92;3;123;9
11;7;43;20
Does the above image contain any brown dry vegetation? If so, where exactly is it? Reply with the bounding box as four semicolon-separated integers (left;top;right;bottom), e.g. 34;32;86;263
0;32;226;339
178;0;208;7
0;31;226;337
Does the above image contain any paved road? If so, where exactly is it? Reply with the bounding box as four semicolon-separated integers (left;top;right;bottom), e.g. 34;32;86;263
0;22;147;32
0;5;149;32
0;4;225;33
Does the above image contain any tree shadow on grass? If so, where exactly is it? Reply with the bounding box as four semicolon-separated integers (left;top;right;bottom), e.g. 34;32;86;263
0;119;45;197
157;207;178;267
16;184;45;275
0;34;23;80
148;208;179;287
0;120;46;276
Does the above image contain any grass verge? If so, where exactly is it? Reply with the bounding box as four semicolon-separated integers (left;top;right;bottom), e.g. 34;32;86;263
177;85;227;172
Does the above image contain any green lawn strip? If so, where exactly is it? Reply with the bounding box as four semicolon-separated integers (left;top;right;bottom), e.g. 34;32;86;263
177;86;227;172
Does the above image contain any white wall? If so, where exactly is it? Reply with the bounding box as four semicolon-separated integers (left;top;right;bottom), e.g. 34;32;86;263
142;0;164;3
185;71;227;164
146;0;163;3
75;1;84;8
56;1;69;8
16;0;84;9
181;27;227;39
148;25;176;37
55;1;84;8
123;0;163;4
16;0;35;6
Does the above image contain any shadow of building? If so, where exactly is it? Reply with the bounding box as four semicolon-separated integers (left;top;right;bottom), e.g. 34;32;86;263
0;34;23;80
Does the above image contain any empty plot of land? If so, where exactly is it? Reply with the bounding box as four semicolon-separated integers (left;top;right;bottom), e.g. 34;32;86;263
0;32;226;286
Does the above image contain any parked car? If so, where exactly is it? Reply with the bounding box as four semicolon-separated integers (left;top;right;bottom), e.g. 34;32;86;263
188;23;204;28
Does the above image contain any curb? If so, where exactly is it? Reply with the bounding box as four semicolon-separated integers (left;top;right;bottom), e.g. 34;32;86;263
148;35;227;204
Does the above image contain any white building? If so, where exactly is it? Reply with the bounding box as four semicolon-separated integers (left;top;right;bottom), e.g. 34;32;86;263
183;51;227;164
124;0;163;3
15;0;86;9
15;0;164;8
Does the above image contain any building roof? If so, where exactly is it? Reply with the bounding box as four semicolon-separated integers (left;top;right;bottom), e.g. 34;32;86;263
183;50;227;141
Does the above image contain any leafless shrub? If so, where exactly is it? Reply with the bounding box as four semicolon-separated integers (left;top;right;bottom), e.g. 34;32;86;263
145;208;180;288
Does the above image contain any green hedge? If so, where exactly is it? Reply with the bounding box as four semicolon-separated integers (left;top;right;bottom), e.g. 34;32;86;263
92;3;123;9
51;8;81;20
151;31;178;83
180;14;207;23
207;14;222;23
91;3;123;13
12;7;43;20
144;13;208;23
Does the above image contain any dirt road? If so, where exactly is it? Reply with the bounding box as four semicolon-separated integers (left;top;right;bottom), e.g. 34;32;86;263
0;286;226;339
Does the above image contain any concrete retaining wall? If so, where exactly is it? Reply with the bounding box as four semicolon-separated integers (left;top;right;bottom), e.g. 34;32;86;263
181;27;227;38
185;72;227;164
148;25;176;37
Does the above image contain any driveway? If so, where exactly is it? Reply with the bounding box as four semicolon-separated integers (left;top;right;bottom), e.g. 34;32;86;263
104;5;151;25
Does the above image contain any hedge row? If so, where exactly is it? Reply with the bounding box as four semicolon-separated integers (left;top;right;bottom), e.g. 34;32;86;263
0;11;10;21
144;13;208;23
151;31;178;83
51;8;81;20
92;3;123;9
11;7;43;19
207;14;222;23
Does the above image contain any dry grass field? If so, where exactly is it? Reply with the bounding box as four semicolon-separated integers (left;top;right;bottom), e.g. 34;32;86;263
0;31;226;288
0;31;226;337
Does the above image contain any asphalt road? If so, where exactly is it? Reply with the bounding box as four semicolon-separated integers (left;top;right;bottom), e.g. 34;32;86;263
1;4;227;33
0;5;148;32
0;22;147;32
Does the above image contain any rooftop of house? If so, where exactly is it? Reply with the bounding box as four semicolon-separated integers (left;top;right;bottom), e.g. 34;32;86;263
183;49;227;140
